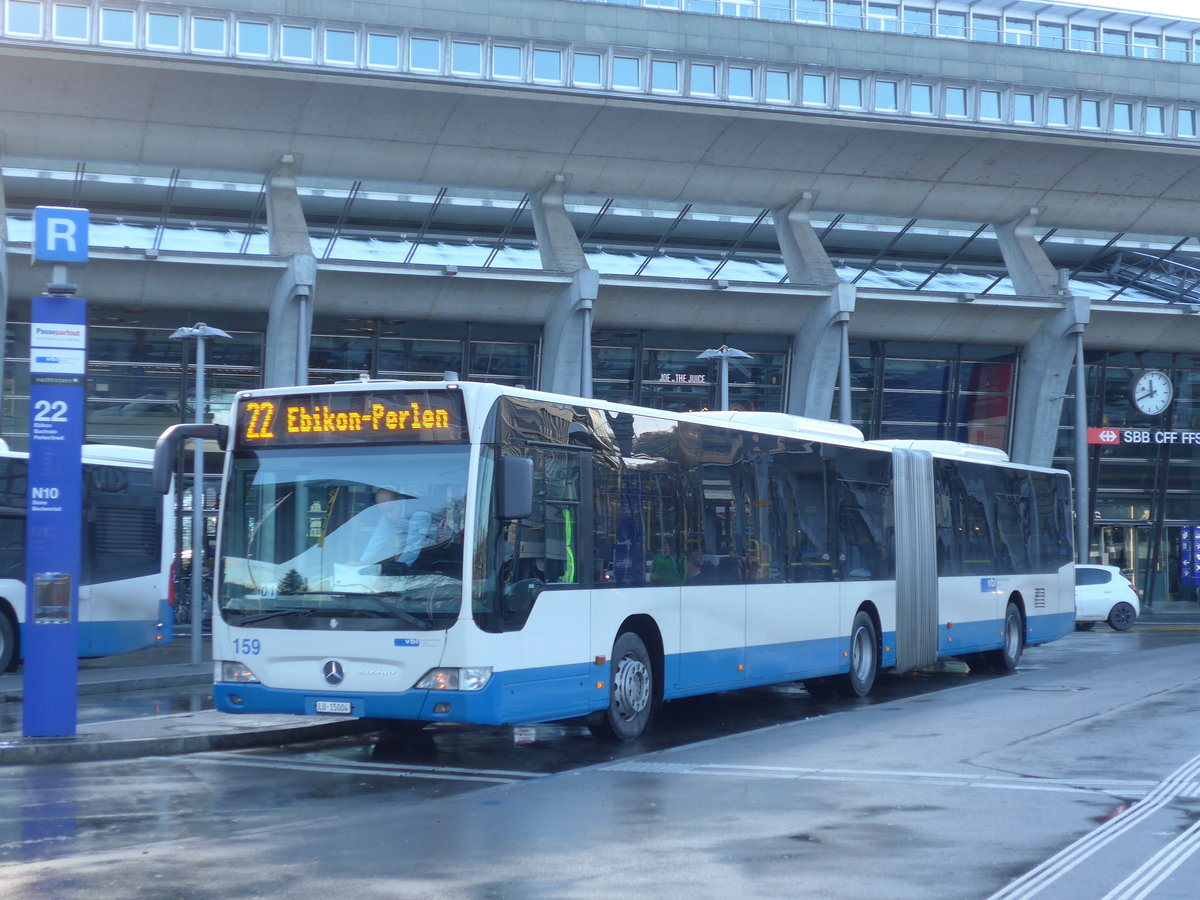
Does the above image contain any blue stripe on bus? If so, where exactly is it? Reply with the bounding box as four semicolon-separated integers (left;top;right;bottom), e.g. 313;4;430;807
217;635;846;724
213;612;1076;726
215;664;594;725
935;611;1075;656
1027;611;1075;646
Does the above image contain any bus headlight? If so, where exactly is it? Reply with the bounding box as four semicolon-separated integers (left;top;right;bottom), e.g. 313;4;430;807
220;660;261;683
415;667;493;691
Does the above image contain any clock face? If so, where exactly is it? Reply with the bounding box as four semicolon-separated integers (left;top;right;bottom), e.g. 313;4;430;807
1131;370;1174;416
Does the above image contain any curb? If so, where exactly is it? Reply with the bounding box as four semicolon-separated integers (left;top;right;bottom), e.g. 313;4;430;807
0;717;380;766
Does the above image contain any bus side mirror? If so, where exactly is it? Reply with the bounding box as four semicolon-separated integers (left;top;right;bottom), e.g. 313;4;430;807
497;456;533;520
152;423;228;493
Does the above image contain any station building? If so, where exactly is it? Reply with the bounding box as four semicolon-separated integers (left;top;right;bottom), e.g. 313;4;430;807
3;0;1200;605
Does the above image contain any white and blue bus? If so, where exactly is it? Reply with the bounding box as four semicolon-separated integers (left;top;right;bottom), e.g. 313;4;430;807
155;379;1074;740
0;443;175;672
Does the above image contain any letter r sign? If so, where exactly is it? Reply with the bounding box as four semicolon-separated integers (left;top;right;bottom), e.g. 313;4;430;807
32;207;89;266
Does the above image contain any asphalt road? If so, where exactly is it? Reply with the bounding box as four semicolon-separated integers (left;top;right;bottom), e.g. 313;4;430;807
2;622;1199;899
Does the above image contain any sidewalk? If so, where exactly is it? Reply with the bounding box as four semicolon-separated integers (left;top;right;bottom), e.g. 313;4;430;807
1138;601;1200;622
0;637;376;766
0;637;211;705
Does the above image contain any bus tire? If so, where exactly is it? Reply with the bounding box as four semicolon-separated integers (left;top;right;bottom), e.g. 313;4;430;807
983;602;1023;672
0;607;15;673
588;632;653;742
836;610;878;698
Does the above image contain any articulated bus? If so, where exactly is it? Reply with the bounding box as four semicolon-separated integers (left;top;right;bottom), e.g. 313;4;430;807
0;443;174;672
155;379;1074;740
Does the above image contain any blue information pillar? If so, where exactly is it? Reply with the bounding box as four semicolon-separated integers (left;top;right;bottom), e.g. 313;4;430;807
24;207;89;739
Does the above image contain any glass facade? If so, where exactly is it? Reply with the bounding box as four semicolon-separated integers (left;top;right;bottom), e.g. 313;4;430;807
3;319;262;447
1055;351;1200;608
591;330;787;412
4;309;1200;610
306;318;539;388
849;340;1016;449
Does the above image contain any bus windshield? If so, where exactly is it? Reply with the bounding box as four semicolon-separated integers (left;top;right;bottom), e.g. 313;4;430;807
219;445;469;631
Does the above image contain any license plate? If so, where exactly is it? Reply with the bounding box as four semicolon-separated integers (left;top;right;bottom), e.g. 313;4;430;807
315;700;352;715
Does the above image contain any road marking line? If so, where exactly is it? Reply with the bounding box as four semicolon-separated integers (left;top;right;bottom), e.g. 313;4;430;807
1101;816;1200;900
150;753;541;784
986;749;1200;900
202;752;541;780
603;760;1153;797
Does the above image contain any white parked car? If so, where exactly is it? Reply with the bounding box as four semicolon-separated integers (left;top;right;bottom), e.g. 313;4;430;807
1075;564;1140;632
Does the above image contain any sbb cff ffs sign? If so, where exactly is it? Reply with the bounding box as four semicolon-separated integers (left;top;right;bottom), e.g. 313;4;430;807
1088;428;1200;446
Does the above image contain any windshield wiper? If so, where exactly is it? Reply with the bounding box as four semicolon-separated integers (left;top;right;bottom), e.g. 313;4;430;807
343;592;433;630
233;606;319;625
231;594;436;630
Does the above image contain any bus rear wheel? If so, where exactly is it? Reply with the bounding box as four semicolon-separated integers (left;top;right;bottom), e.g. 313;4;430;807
588;632;653;742
836;610;878;698
983;602;1023;672
0;609;14;672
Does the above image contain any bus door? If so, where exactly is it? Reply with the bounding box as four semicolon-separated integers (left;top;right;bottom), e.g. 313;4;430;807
497;444;592;719
679;467;747;691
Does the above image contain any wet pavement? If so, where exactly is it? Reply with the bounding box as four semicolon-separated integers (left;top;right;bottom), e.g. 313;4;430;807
0;633;373;765
2;608;1198;766
2;612;1198;899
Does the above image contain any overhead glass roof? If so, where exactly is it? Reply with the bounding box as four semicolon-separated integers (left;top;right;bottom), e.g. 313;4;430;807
3;164;1197;305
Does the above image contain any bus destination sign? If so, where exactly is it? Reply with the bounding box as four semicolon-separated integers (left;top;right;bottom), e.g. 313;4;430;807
237;389;467;447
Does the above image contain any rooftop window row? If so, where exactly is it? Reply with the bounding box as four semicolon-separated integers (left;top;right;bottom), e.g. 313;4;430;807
3;1;1197;145
584;1;1200;61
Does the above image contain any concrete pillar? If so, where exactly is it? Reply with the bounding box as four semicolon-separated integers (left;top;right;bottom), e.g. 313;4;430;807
772;192;854;420
532;174;594;395
1009;294;1091;468
773;191;840;287
532;174;588;273
540;270;599;397
263;154;317;387
993;208;1060;297
785;283;857;419
993;207;1091;467
0;167;8;420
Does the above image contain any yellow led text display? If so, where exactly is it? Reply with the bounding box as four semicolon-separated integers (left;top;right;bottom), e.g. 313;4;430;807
287;401;452;434
243;400;454;442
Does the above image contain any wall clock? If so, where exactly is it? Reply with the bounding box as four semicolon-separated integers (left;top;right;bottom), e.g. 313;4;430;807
1130;370;1173;416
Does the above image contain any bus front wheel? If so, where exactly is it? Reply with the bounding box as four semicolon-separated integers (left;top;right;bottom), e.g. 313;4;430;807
0;609;14;672
588;632;653;742
836;610;878;698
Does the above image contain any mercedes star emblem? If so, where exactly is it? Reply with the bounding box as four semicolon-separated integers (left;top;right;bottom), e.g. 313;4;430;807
323;660;344;686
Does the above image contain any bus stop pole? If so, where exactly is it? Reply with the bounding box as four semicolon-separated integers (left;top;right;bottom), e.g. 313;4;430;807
172;322;230;668
190;336;206;668
1072;327;1090;564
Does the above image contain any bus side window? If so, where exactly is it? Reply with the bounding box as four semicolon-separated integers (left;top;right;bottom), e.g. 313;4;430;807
0;514;24;578
85;466;162;586
538;450;582;585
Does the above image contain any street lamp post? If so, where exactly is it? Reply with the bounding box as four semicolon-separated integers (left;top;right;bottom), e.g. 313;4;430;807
697;345;753;411
170;323;232;666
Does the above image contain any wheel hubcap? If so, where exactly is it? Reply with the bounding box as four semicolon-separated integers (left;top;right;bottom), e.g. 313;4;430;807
613;654;651;722
1006;614;1020;658
851;626;875;681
